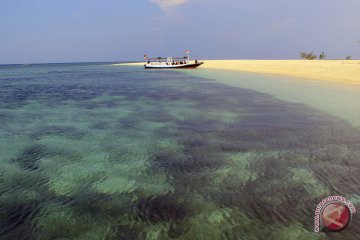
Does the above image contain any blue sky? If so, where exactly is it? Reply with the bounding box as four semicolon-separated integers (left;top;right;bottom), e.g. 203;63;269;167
1;0;359;64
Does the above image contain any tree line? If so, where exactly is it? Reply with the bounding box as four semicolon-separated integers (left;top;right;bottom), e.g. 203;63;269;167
300;41;359;60
300;51;352;60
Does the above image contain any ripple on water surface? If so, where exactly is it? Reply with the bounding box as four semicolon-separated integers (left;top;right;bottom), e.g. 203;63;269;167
0;64;360;239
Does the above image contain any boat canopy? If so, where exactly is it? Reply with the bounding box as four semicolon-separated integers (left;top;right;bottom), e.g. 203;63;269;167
147;56;188;61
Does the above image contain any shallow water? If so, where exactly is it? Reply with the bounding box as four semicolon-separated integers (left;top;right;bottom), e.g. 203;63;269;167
1;63;360;239
192;69;360;127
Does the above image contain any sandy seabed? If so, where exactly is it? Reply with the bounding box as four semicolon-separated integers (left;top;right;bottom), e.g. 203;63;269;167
114;60;360;84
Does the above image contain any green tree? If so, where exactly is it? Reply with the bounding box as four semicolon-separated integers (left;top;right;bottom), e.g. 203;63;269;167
300;52;317;60
319;51;326;60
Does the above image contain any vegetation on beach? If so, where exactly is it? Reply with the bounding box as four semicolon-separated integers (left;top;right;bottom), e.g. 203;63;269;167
300;52;317;60
300;40;359;60
319;51;326;60
300;51;327;60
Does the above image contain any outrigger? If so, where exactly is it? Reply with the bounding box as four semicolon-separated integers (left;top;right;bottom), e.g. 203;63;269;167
144;50;204;69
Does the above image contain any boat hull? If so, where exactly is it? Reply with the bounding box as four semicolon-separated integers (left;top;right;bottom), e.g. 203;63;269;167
144;62;203;69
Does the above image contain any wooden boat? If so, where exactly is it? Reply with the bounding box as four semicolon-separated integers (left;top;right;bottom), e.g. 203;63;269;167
144;50;203;69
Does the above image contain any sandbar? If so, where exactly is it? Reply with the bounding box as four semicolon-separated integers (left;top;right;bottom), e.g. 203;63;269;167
114;60;360;84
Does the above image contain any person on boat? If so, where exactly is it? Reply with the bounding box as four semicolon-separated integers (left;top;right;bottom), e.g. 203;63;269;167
195;59;198;64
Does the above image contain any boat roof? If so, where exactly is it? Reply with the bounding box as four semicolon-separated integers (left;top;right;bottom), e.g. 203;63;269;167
147;57;188;60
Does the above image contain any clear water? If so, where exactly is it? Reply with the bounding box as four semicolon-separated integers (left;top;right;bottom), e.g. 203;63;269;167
1;63;360;240
192;69;360;127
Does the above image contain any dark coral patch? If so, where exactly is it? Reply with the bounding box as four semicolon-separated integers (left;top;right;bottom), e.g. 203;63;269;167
152;150;225;175
13;145;48;170
136;195;190;224
0;201;39;239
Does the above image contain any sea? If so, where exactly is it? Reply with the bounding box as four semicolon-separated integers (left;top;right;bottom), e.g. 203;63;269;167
1;62;360;240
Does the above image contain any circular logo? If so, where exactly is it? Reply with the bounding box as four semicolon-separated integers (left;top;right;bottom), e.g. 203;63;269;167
321;202;351;232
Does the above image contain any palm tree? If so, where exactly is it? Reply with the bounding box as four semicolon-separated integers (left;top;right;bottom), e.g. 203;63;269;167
319;51;326;60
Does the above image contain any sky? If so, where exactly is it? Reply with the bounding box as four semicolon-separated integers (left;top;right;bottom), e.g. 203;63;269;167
1;0;360;64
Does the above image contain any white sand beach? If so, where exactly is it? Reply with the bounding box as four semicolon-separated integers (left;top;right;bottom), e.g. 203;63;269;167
114;60;360;84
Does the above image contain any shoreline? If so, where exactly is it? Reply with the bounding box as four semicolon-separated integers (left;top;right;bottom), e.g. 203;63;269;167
113;60;360;84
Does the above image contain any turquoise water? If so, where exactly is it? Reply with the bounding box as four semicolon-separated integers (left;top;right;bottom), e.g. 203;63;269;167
1;63;360;239
192;69;360;127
